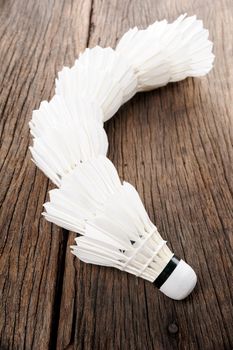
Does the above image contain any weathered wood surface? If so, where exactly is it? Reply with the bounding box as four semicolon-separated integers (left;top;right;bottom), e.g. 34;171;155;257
0;0;232;349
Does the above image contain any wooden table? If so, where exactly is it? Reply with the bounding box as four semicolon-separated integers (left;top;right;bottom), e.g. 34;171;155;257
1;1;233;349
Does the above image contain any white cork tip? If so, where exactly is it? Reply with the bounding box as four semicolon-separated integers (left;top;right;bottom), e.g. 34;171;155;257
159;260;197;300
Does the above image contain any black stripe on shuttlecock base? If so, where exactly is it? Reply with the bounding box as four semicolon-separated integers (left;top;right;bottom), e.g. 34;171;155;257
153;255;180;289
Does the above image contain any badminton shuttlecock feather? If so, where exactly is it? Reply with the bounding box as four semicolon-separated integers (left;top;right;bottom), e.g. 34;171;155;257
29;95;108;186
29;14;214;186
56;46;137;122
116;14;214;91
56;14;214;122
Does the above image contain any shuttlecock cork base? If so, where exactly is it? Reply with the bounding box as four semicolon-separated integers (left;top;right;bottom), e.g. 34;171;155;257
154;256;197;300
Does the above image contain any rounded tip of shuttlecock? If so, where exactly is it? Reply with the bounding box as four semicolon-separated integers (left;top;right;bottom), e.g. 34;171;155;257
159;260;197;300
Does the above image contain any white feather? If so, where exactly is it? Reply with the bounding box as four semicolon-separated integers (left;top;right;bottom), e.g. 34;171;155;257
55;46;138;122
116;14;214;91
29;95;108;186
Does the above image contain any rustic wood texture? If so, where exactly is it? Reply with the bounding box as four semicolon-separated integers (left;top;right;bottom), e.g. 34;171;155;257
0;0;233;349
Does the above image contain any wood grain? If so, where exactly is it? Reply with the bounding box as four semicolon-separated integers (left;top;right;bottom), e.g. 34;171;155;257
0;0;92;348
1;0;233;349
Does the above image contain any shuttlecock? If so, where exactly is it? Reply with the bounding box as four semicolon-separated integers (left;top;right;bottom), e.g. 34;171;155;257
43;156;197;300
116;14;214;91
29;95;108;186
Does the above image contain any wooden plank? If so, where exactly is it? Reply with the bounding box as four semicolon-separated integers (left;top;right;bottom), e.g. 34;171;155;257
1;0;233;349
0;0;92;348
56;1;233;349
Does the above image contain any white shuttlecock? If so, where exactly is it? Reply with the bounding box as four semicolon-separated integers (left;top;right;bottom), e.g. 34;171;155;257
56;46;138;122
43;156;197;300
29;95;108;186
116;14;214;91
